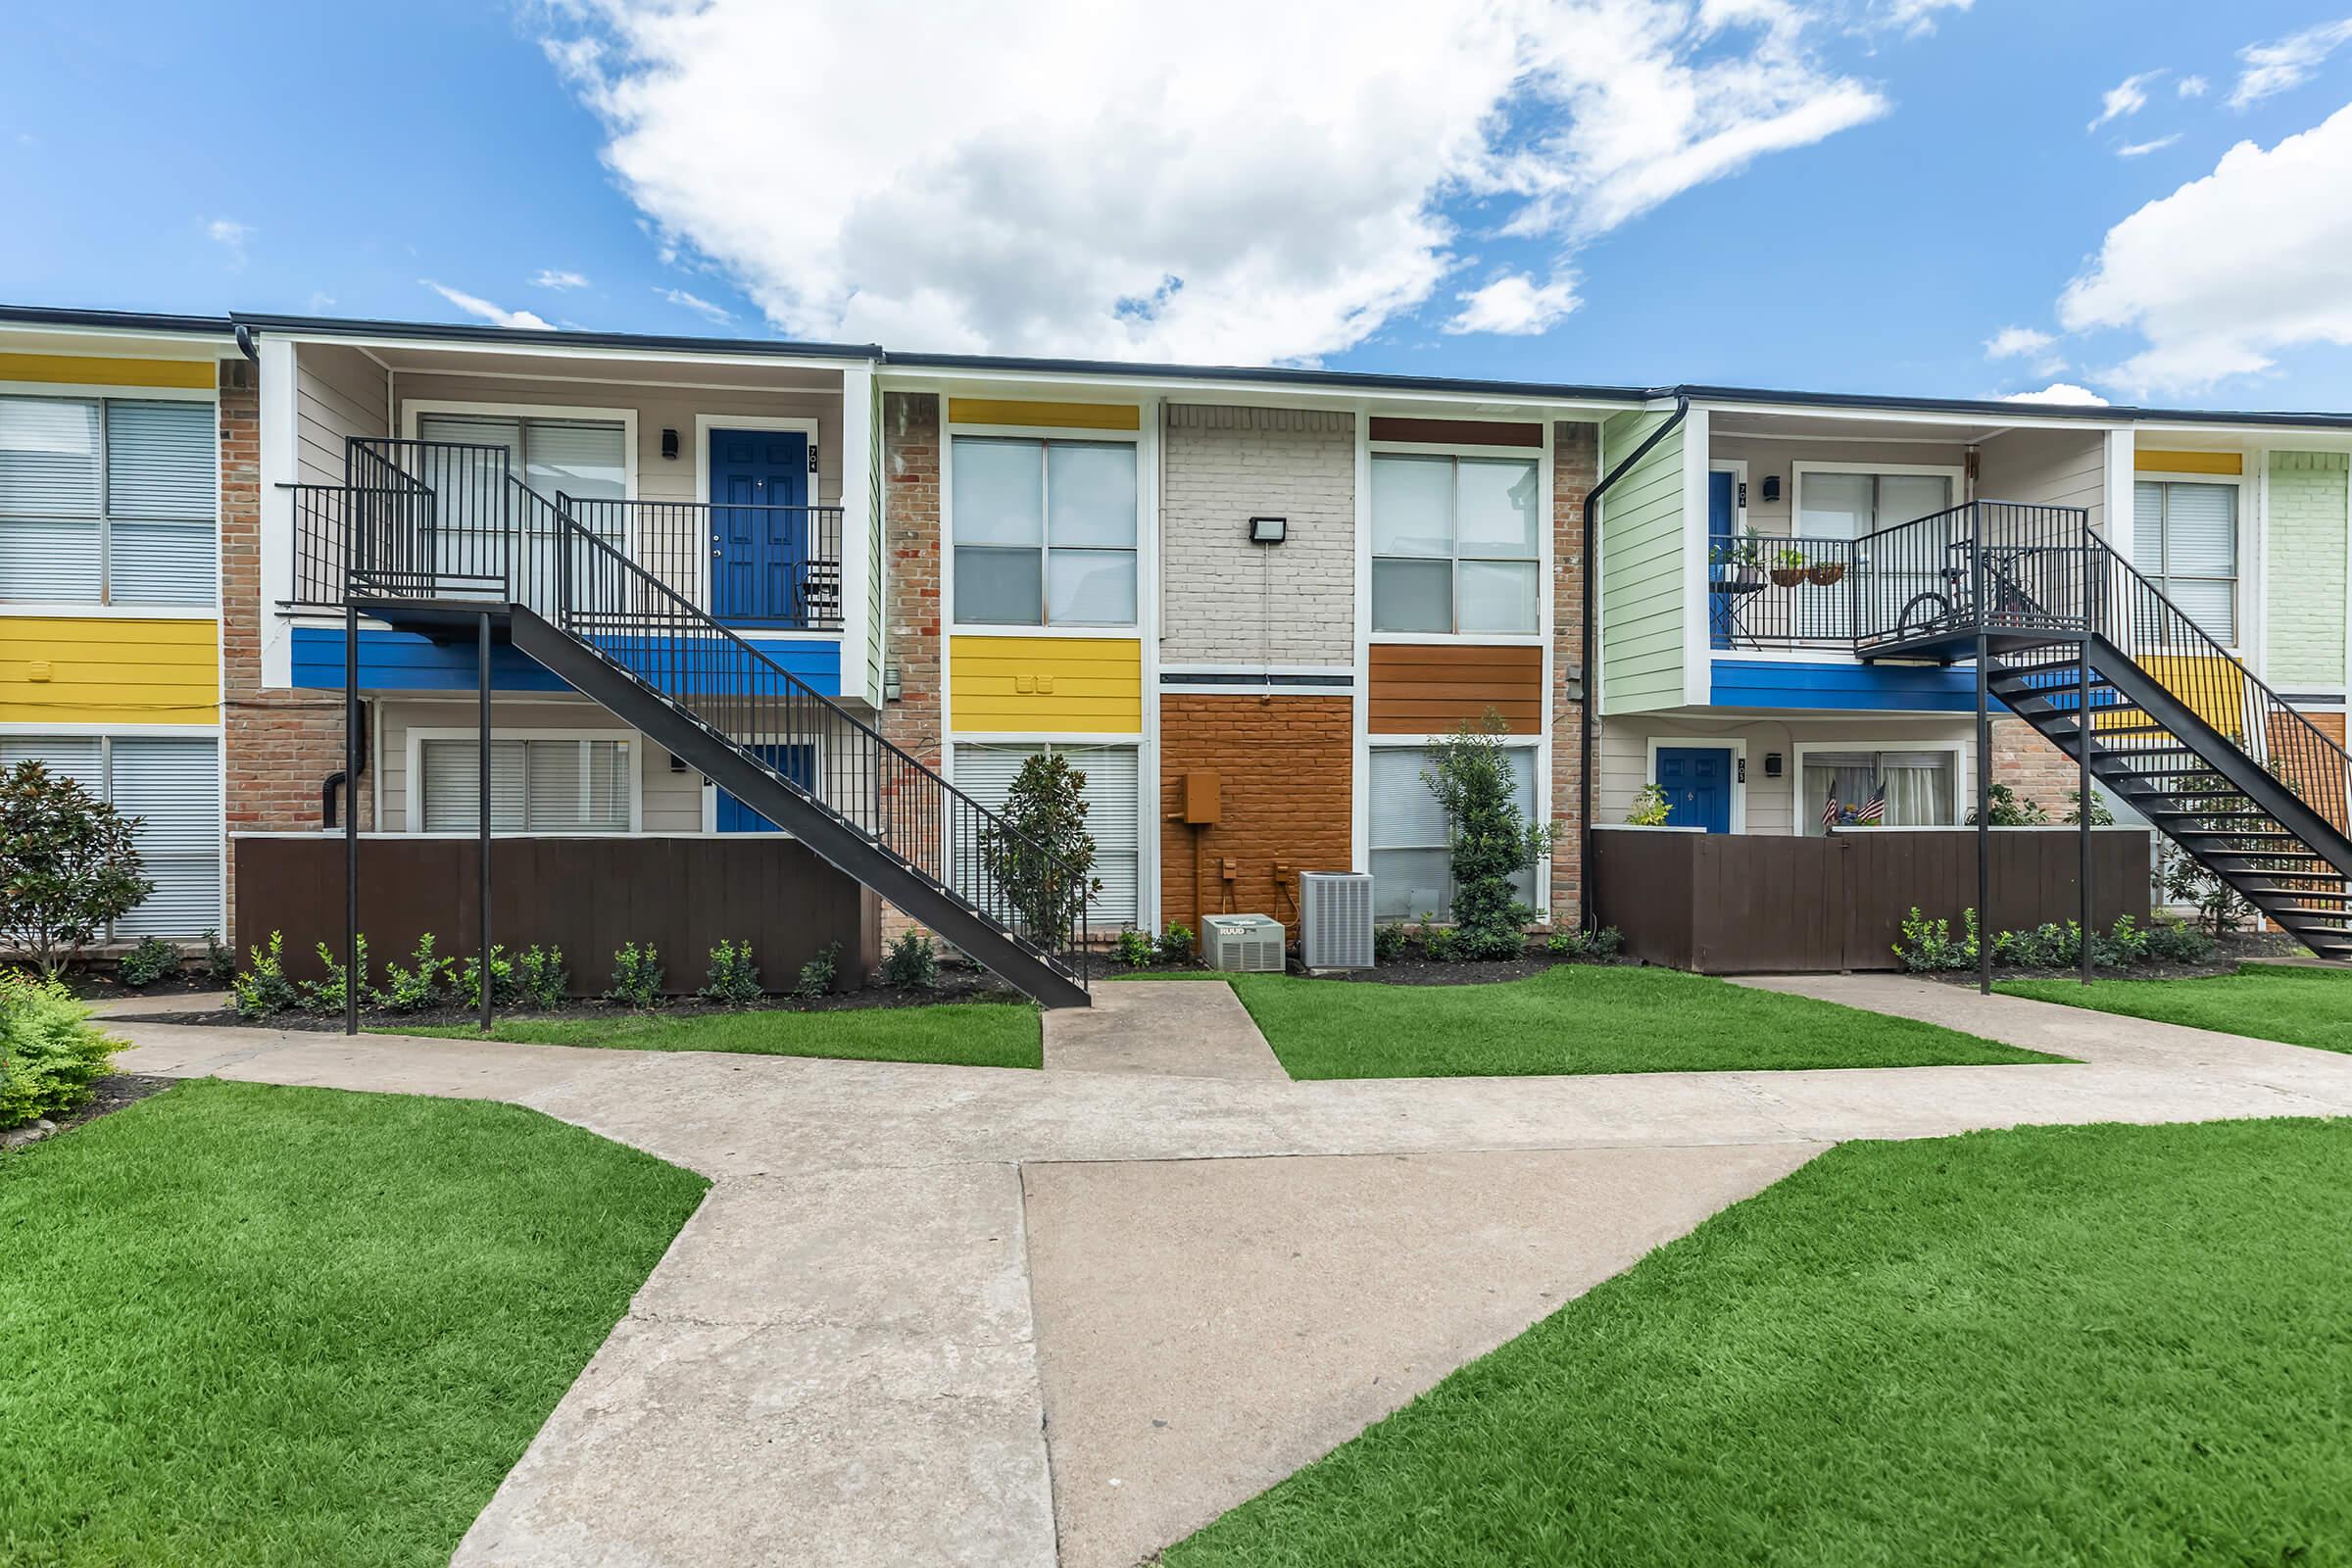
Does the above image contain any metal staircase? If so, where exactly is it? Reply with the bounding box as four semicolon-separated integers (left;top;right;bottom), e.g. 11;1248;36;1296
311;437;1093;1007
1857;502;2352;958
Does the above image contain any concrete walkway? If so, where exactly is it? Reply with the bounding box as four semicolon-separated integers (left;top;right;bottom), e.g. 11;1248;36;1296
1042;979;1285;1080
104;977;2352;1568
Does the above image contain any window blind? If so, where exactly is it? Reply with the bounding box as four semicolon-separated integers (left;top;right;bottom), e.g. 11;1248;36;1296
953;743;1141;924
0;735;220;937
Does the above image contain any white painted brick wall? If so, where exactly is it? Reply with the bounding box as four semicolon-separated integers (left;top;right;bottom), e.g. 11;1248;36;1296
1161;405;1355;666
2267;452;2349;690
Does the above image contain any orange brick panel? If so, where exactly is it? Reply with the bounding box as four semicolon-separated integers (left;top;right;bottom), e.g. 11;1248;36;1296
1159;695;1352;937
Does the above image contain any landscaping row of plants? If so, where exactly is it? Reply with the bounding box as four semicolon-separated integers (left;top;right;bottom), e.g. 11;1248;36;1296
1893;908;2217;973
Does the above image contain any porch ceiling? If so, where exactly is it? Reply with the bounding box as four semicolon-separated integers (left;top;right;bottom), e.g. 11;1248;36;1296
331;341;844;394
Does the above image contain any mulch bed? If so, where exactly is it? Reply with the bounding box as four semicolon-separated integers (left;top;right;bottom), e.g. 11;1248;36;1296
2;1073;179;1152
64;971;225;1003
1922;929;2303;986
1306;952;1630;986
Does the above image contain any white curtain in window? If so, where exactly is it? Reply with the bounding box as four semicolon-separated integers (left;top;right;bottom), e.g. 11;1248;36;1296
1877;474;1951;531
1798;472;1875;540
1803;750;1954;833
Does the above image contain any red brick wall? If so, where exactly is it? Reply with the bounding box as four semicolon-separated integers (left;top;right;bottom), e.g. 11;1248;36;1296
1549;421;1597;927
220;362;371;939
1989;715;2081;815
1159;695;1352;939
876;392;942;950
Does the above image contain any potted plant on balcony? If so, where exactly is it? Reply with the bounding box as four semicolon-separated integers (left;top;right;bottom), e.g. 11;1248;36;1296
1806;555;1846;587
1709;528;1764;591
1770;547;1809;588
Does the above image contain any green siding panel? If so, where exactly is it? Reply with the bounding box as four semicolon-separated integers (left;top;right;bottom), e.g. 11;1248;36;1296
2266;452;2348;689
1598;411;1687;714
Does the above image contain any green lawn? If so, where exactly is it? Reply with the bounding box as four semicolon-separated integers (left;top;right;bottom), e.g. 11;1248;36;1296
1222;965;2059;1078
0;1078;706;1567
1170;1117;2352;1567
2001;962;2352;1054
385;999;1043;1069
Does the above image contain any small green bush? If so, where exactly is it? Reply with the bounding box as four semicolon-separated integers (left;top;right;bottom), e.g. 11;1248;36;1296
1545;924;1625;960
880;929;939;989
372;934;452;1013
794;942;840;1001
115;936;182;989
1624;783;1672;827
299;935;369;1017
1371;922;1407;964
1418;917;1460;963
516;944;568;1009
1154;923;1195;965
461;945;521;1011
700;939;763;1005
1111;928;1154;968
607;942;664;1008
201;928;237;987
1893;906;1968;972
232;932;298;1020
0;972;120;1130
2144;916;2215;964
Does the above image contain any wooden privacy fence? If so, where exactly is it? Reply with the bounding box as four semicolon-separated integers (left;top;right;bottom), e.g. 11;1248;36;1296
1592;826;2150;974
233;834;880;995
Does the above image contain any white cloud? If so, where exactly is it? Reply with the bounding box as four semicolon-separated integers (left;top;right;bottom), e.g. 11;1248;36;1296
419;280;554;330
206;218;252;265
1445;272;1581;334
2088;70;2161;131
2176;74;2209;99
657;286;734;325
543;0;1890;362
2059;101;2352;393
2230;19;2352;109
2001;383;2110;406
1984;325;2054;360
532;269;591;290
1872;0;1971;37
2116;133;2180;158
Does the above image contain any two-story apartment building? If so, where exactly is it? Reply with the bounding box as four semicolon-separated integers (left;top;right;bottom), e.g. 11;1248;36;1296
8;302;2352;994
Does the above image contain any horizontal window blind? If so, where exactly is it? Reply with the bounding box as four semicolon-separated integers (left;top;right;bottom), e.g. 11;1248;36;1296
0;734;220;938
0;395;216;606
418;738;630;833
1369;745;1538;920
954;743;1141;924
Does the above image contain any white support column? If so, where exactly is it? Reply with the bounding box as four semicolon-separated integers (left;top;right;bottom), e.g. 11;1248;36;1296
1679;406;1712;708
837;362;878;709
258;337;298;691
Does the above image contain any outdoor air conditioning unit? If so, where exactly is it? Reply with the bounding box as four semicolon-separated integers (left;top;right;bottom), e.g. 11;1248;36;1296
1300;871;1374;970
1202;913;1286;973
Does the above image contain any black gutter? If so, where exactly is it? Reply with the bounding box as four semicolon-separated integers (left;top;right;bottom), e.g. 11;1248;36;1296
229;311;883;362
883;349;1651;405
1677;381;2352;430
1579;396;1689;932
0;304;234;336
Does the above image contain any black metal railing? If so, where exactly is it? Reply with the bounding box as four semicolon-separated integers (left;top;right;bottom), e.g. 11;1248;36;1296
563;498;846;630
1707;534;1858;648
1851;501;2094;651
548;496;1089;980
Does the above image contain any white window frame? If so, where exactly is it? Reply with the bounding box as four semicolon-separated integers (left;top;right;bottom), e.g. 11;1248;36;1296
1364;733;1549;922
1791;739;1968;836
1366;443;1546;638
0;724;226;937
1788;461;1966;540
400;398;638;560
404;726;645;836
943;426;1143;634
0;392;220;611
2132;469;2245;653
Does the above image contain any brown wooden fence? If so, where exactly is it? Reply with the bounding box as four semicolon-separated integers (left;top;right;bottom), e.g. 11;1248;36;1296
1592;826;2150;974
233;835;879;995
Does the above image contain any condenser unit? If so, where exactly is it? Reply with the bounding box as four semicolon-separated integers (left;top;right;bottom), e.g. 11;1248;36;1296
1202;913;1286;973
1299;871;1375;970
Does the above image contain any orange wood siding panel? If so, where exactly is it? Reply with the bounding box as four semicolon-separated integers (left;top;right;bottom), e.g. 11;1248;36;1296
2135;449;2242;475
1367;643;1544;734
1366;416;1541;448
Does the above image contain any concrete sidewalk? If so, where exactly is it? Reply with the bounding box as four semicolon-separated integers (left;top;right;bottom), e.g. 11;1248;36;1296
103;979;2352;1567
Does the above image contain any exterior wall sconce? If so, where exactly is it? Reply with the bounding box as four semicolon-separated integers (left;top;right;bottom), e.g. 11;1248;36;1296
1249;515;1287;544
1760;474;1782;503
661;428;680;460
1764;751;1785;777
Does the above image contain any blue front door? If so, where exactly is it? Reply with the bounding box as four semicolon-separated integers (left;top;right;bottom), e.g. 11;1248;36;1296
716;743;815;832
710;427;810;626
1706;469;1738;649
1656;746;1734;834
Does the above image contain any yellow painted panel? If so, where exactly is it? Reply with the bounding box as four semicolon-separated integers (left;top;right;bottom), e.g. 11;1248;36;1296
0;354;216;391
948;398;1141;431
2135;449;2241;475
0;616;220;724
2103;654;2245;740
950;635;1142;733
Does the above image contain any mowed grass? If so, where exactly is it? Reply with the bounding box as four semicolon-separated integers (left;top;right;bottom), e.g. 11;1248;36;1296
386;999;1043;1069
0;1078;707;1567
2002;962;2352;1054
1169;1117;2352;1567
1223;965;2060;1078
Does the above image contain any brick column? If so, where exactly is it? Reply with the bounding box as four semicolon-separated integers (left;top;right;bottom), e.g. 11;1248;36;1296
1549;421;1599;927
875;391;942;948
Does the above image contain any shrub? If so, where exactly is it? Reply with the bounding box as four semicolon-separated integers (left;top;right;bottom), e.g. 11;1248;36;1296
0;972;120;1130
1966;783;2049;827
1624;783;1672;827
2101;913;2149;966
1154;923;1195;966
373;934;453;1013
1998;921;2082;969
1893;906;1968;972
1547;924;1626;960
115;936;182;989
606;942;664;1008
2144;915;2216;964
0;760;155;979
1418;917;1460;963
881;929;939;990
700;939;763;1005
1111;928;1154;969
2062;789;2116;826
794;942;840;1001
201;929;237;987
232;932;298;1020
299;935;369;1017
515;945;568;1009
979;753;1101;946
1371;922;1407;964
1427;711;1555;959
461;944;521;1011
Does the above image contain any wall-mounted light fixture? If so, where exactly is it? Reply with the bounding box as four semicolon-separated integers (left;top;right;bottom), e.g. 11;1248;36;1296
661;428;680;461
1760;474;1782;504
1249;515;1287;545
1764;751;1785;778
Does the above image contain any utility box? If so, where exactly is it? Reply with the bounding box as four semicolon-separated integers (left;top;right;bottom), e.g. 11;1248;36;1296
1181;769;1221;824
1300;871;1374;970
1202;913;1285;973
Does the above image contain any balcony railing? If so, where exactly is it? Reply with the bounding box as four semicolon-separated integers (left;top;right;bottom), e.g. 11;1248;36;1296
1707;534;1859;649
564;498;844;632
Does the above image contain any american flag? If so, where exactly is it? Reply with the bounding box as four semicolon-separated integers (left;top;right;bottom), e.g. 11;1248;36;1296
1856;776;1886;824
1821;780;1840;829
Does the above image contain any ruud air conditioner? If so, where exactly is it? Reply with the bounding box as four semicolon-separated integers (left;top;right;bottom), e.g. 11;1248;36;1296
1202;913;1286;973
1299;871;1374;970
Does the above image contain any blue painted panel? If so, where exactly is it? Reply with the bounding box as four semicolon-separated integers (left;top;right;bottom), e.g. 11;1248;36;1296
1656;746;1733;834
1706;471;1738;651
716;743;815;832
290;625;843;698
1709;657;1991;713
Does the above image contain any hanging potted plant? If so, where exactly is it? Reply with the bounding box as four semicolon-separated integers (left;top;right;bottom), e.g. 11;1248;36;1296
1709;528;1764;589
1770;546;1808;589
1806;556;1847;586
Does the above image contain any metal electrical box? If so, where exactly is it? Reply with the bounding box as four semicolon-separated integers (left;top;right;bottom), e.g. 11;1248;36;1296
1181;769;1221;824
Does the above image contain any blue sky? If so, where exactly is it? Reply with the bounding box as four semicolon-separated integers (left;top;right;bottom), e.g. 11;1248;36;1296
8;2;2352;410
